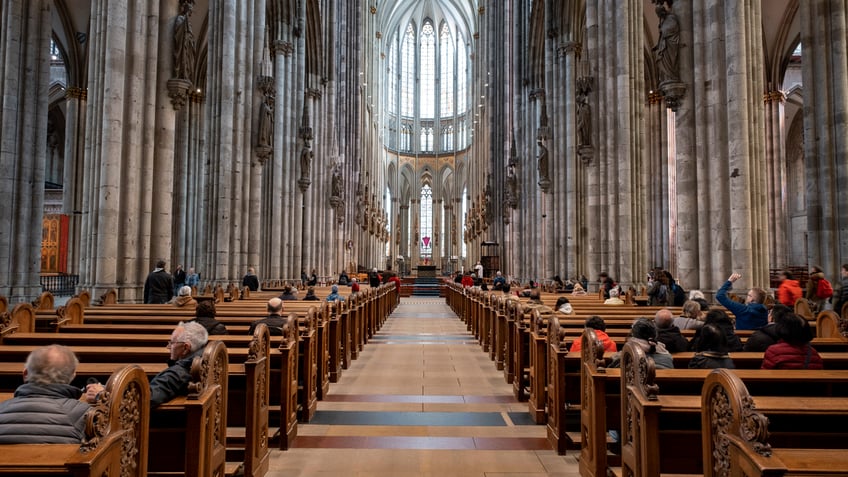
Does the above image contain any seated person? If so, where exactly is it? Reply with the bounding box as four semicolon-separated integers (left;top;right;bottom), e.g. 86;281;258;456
762;312;823;369
552;275;565;290
303;286;320;301
326;285;345;302
715;272;768;330
603;287;625;305
191;300;227;335
527;287;544;305
571;283;587;296
461;272;474;288
608;318;673;369
688;324;735;369
569;316;617;353
688;309;743;352
338;270;350;286
673;300;706;331
492;271;506;290
655;308;689;353
249;298;288;336
0;345;104;443
150;321;208;408
555;296;573;314
170;285;197;308
278;285;297;300
743;303;789;352
307;270;318;286
351;281;361;293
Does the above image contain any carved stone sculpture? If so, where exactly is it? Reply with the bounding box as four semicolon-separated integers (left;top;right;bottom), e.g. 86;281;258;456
173;0;196;81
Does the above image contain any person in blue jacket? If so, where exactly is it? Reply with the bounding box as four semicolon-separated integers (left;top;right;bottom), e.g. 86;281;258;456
715;272;768;330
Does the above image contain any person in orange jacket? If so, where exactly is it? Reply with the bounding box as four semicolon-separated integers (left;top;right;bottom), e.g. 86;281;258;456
776;270;803;307
569;316;618;353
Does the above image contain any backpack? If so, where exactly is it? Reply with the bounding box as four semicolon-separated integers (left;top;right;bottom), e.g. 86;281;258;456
671;282;686;306
656;284;668;303
816;278;834;299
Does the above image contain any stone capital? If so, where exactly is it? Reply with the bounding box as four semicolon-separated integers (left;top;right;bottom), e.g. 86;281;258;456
65;86;87;100
166;78;193;111
763;91;785;104
558;42;581;57
273;40;295;57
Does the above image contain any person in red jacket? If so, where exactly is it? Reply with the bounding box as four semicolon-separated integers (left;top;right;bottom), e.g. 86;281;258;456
776;270;803;307
570;316;618;353
461;271;474;288
762;312;823;369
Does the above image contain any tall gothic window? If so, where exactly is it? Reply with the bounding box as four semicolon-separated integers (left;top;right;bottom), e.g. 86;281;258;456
384;17;470;154
420;185;433;259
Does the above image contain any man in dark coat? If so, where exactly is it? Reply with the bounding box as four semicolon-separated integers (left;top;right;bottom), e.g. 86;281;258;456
144;259;175;304
654;308;689;353
149;321;208;408
0;345;104;443
249;298;288;336
242;267;260;291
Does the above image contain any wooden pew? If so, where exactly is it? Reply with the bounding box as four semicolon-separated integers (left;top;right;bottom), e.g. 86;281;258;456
0;364;149;477
702;368;848;477
148;340;228;477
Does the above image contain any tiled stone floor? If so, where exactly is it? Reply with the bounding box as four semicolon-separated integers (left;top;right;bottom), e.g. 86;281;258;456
265;297;580;476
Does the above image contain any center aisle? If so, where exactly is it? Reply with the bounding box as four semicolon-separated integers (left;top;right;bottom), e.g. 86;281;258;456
267;297;580;476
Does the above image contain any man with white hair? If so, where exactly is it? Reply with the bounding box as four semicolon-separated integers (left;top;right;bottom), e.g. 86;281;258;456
654;308;689;353
149;321;209;408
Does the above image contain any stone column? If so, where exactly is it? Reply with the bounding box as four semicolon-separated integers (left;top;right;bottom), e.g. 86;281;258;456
800;1;848;275
62;87;88;277
646;91;671;269
0;0;50;300
764;91;787;268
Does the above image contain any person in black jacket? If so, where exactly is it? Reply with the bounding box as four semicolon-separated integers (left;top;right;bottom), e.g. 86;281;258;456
150;321;208;408
743;303;791;352
0;345;104;443
688;309;743;352
190;300;227;335
655;308;689;353
249;298;288;336
144;259;175;304
835;264;848;317
688;324;735;369
242;267;260;291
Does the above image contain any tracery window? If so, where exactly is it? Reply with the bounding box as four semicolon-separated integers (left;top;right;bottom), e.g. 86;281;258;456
420;185;433;259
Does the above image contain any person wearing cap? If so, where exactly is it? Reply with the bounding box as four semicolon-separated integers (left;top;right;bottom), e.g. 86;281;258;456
170;285;197;308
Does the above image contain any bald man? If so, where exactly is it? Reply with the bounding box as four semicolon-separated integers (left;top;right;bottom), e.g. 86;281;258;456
0;345;104;443
248;297;288;335
654;308;689;353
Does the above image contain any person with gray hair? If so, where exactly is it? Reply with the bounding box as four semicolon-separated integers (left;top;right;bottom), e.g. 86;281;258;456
0;345;104;443
249;298;288;336
655;308;689;353
170;285;197;308
149;321;209;408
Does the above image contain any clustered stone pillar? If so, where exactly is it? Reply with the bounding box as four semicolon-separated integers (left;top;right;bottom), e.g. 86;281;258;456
674;0;769;290
799;1;848;276
62;87;88;278
585;0;647;288
80;0;174;302
764;91;787;269
0;0;51;301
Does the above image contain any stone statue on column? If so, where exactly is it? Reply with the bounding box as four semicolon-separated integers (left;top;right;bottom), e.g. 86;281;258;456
576;76;594;164
537;139;550;191
298;102;313;192
173;0;196;82
653;0;686;111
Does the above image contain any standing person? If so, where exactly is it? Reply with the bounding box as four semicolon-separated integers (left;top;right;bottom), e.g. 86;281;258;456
150;322;208;408
775;270;803;307
144;259;175;304
300;269;308;286
0;345;104;443
834;264;848;316
242;267;259;292
474;261;484;279
715;273;768;330
307;269;318;286
598;272;615;299
185;267;200;289
173;264;186;296
805;265;832;312
368;268;381;288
